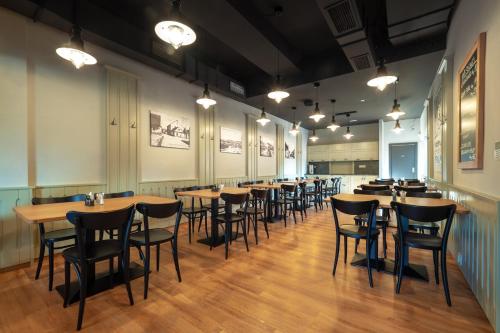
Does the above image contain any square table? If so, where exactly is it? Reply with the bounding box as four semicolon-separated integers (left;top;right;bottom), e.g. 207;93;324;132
14;195;176;303
175;187;250;247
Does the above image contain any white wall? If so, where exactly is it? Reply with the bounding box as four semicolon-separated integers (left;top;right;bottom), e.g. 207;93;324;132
446;0;500;197
379;118;426;180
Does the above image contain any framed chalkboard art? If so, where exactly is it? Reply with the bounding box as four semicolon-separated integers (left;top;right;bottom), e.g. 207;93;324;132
458;32;486;169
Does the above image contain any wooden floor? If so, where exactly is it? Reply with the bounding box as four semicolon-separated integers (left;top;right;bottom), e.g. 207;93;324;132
0;208;493;332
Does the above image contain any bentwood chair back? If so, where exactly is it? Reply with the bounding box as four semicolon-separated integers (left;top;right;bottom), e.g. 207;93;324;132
173;186;208;243
247;189;269;243
395;185;427;193
404;191;443;235
397;179;420;185
64;205;136;330
391;201;456;305
131;200;183;299
103;191;134;198
405;192;442;199
374;179;394;185
32;193;86;291
100;191;141;240
353;189;392;196
278;184;301;226
361;184;390;191
331;198;379;287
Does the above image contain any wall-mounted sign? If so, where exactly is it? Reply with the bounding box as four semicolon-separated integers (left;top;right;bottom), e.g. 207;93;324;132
458;32;486;169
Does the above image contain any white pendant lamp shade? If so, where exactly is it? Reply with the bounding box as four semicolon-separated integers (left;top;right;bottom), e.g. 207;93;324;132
343;126;354;140
392;119;404;133
327;99;339;131
387;100;405;120
309;129;319;142
155;0;196;50
56;26;97;69
196;83;216;109
309;102;325;123
268;75;289;103
256;108;271;126
367;62;397;91
289;122;300;136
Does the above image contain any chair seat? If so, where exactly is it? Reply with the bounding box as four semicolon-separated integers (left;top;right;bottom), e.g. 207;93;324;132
45;228;76;242
393;232;442;250
409;220;440;230
237;207;264;215
130;229;174;245
338;224;380;239
63;240;122;262
216;214;245;224
182;207;208;215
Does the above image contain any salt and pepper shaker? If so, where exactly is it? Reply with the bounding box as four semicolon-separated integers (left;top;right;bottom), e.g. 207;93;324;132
85;192;95;206
391;189;397;202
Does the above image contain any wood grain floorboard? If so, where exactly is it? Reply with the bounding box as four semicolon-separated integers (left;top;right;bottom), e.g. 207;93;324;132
0;208;493;332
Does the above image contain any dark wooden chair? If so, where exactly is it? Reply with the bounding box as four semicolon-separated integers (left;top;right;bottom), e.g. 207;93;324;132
198;184;226;214
130;200;183;299
297;182;309;218
405;192;443;235
331;198;380;287
99;191;142;241
391;201;456;305
174;186;208;243
63;205;136;330
361;184;390;191
211;192;249;259
277;184;302;226
395;185;427;193
238;189;269;244
397;179;420;185
304;180;322;211
374;179;394;185
32;194;86;291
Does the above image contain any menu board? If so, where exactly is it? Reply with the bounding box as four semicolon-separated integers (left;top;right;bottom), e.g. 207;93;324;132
458;33;485;169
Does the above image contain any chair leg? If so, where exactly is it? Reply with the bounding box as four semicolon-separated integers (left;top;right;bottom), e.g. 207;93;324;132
242;220;249;252
198;212;203;232
48;242;54;291
343;236;347;264
382;226;387;258
355;239;359;254
224;222;230;260
291;205;297;224
441;250;452;306
123;248;134;306
171;241;182;282
283;205;287;227
144;245;150;299
76;263;87;331
263;218;270;239
253;215;258;245
366;239;373;288
156;244;160;272
108;257;114;288
35;241;45;280
187;215;192;244
396;242;404;293
99;230;104;241
204;213;209;239
332;233;340;276
63;260;70;308
433;250;439;285
393;241;399;276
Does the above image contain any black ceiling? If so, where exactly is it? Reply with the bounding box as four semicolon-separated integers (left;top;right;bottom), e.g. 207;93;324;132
0;0;455;124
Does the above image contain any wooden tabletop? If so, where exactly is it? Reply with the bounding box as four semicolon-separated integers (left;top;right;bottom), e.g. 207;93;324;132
175;187;250;199
329;193;469;215
14;195;177;224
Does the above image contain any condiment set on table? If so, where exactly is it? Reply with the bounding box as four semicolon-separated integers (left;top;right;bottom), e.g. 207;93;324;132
84;192;105;206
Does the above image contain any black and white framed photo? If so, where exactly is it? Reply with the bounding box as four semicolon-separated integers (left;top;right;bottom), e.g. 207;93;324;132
285;140;296;159
150;110;191;149
259;136;274;157
220;127;242;154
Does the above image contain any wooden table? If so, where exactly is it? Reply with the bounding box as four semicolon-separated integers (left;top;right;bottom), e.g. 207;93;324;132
328;193;469;281
175;187;250;247
14;195;176;303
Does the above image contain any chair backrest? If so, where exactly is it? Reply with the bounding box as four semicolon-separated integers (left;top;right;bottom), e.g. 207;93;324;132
281;184;297;197
250;189;267;211
353;189;392;196
398;179;420;185
374;179;394;185
103;191;134;199
331;198;379;232
32;194;86;205
255;180;264;184
361;184;390;191
221;192;248;219
391;201;456;250
395;185;427;193
66;205;136;259
136;201;183;245
405;191;442;199
173;186;199;209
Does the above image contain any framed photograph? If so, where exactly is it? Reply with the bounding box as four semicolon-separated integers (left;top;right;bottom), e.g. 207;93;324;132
150;110;191;149
457;32;486;169
220;127;242;154
285;140;296;159
259;136;274;157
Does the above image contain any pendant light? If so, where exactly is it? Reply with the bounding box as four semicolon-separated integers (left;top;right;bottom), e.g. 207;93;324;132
367;59;397;91
392;119;404;134
327;99;340;132
309;82;325;122
196;83;216;109
289;107;300;136
309;129;319;142
56;1;97;69
256;107;271;126
386;79;405;120
344;126;354;140
268;48;289;103
155;0;196;50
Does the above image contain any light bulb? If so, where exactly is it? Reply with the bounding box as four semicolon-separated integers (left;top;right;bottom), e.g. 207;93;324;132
167;24;185;49
377;83;387;91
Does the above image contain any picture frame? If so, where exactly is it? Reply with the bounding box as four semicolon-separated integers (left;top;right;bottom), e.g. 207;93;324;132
150;110;191;149
220;127;242;154
457;32;486;169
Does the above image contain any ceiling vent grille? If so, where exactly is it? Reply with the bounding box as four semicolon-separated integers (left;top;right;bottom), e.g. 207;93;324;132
350;53;371;70
326;0;361;36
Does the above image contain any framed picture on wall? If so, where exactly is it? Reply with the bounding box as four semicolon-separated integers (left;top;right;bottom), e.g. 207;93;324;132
457;32;486;169
150;110;191;149
259;136;274;157
220;127;242;154
285;140;295;159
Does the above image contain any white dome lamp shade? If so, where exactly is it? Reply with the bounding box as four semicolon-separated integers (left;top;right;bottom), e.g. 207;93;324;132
256;107;271;126
309;129;319;142
327;99;340;131
289;106;300;136
343;126;354;140
56;25;97;69
392;119;404;134
367;59;397;91
196;83;216;109
155;0;196;50
386;79;405;120
267;75;289;103
308;82;325;122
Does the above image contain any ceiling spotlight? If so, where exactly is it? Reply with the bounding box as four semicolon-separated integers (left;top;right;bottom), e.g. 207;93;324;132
196;83;217;109
327;99;339;132
386;80;406;120
344;126;354;140
393;119;404;134
350;119;358;123
309;129;319;142
360;99;366;102
155;0;196;50
56;25;97;69
256;107;271;126
367;59;397;91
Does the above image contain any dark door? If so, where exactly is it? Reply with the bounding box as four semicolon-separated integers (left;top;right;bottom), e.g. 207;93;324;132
390;143;418;180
